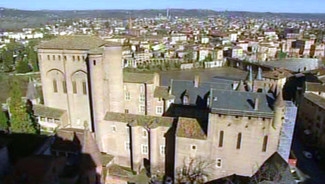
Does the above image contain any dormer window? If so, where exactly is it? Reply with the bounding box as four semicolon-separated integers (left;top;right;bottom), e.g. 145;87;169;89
183;95;189;105
207;97;210;107
182;90;190;105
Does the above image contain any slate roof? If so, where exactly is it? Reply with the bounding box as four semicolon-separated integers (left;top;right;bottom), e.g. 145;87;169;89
210;89;274;118
171;80;233;107
208;152;295;184
26;80;38;100
37;35;106;50
33;104;66;119
176;117;207;140
304;93;325;109
206;174;250;184
251;152;296;184
104;112;174;128
123;72;155;84
261;58;322;72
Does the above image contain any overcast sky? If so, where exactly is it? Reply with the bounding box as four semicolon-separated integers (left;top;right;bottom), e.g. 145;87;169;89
0;0;323;13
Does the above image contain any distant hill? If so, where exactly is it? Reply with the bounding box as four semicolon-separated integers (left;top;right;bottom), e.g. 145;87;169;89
0;7;325;30
0;8;219;19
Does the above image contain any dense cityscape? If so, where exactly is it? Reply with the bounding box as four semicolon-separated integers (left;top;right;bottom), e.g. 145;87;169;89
0;4;325;184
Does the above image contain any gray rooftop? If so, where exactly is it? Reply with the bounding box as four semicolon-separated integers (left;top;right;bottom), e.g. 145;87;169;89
261;58;322;72
26;80;39;100
171;79;233;107
210;89;274;118
159;67;248;86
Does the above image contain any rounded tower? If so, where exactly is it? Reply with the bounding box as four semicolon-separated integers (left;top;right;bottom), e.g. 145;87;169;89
273;91;285;129
102;43;125;113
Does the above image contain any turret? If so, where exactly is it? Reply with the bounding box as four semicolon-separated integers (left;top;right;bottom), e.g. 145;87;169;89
88;48;105;132
103;43;124;113
88;43;124;151
273;90;285;129
236;80;247;92
248;65;253;82
256;67;263;80
245;66;253;92
26;78;40;105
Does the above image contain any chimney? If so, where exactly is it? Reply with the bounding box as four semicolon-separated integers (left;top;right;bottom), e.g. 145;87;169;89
194;75;200;88
254;97;259;111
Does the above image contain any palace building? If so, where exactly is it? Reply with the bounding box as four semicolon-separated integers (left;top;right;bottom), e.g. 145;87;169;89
33;35;296;183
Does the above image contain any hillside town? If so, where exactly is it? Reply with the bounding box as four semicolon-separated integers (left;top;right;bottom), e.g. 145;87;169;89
1;7;325;184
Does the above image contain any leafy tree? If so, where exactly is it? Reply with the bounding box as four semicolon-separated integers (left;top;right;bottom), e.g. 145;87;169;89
9;78;38;134
0;111;8;131
104;21;110;28
185;50;194;62
1;50;14;72
16;58;32;73
27;48;39;71
204;53;213;62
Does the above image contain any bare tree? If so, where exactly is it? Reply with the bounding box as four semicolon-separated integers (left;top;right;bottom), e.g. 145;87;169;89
249;163;294;184
175;157;215;184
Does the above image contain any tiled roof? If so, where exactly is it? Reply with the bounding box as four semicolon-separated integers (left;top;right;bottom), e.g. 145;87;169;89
6;155;66;184
81;130;102;171
101;153;114;167
154;86;174;100
304;93;325;109
104;112;174;129
210;89;274;118
37;35;106;50
89;47;104;55
176;117;207;140
108;164;135;178
305;82;325;92
262;69;293;80
52;128;84;152
123;72;155;84
33;104;66;119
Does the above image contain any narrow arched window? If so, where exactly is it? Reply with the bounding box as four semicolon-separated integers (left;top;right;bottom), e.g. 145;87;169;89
262;135;268;152
219;131;224;147
183;95;189;105
236;133;242;149
53;80;58;93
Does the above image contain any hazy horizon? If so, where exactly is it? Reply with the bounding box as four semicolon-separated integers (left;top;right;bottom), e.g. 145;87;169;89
0;0;324;14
